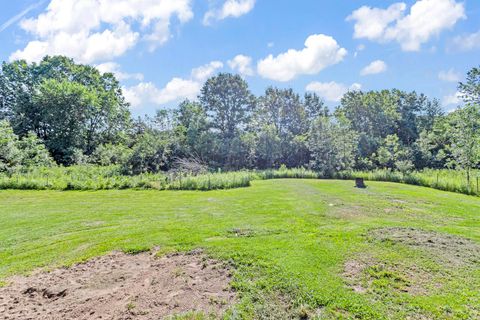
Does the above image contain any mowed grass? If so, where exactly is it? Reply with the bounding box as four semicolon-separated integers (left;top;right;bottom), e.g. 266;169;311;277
0;180;479;319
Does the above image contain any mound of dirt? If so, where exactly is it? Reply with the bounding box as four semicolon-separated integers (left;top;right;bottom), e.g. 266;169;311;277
369;227;480;268
0;250;236;320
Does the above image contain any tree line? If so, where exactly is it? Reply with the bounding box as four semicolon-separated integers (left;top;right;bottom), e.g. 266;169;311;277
1;56;479;176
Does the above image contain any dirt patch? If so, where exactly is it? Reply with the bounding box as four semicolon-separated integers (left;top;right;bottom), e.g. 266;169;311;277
226;228;284;238
343;257;433;296
0;250;235;319
343;259;369;294
370;227;480;268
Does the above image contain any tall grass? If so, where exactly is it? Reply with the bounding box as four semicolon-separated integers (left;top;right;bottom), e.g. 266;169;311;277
1;165;479;196
335;169;480;196
168;171;252;190
256;167;321;180
0;166;253;191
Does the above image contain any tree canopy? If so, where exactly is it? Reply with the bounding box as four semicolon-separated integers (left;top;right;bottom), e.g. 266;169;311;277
1;56;479;177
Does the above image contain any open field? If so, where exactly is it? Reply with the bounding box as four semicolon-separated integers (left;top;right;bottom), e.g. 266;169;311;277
1;179;479;319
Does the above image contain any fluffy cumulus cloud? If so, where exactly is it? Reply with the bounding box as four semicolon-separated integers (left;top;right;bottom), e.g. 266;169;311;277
438;69;461;82
347;0;465;51
306;81;361;102
10;0;193;63
203;0;255;25
191;61;224;81
361;60;387;76
228;54;254;76
123;61;223;109
257;34;347;82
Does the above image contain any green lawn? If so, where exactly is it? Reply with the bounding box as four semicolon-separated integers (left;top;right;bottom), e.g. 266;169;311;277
1;180;479;319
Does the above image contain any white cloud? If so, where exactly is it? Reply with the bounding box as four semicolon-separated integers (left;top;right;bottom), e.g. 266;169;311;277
96;62;144;81
438;69;460;82
348;3;406;41
10;0;193;63
203;0;255;25
228;55;254;76
361;60;387;76
191;61;224;81
257;34;347;82
442;91;463;108
306;81;361;102
354;44;365;58
123;61;223;109
124;79;200;109
347;0;465;51
451;30;480;52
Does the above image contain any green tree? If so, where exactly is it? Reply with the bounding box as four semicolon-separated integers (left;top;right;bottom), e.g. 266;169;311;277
0;56;131;163
256;88;309;168
199;73;255;168
308;116;357;176
449;104;480;187
459;66;480;105
90;143;132;166
173;100;212;162
415;115;452;169
200;73;254;139
0;120;22;173
0;120;53;172
304;92;329;120
252;124;282;168
337;89;441;170
337;90;399;162
448;66;480;187
17;132;54;168
123;131;172;175
33;79;96;164
376;134;414;172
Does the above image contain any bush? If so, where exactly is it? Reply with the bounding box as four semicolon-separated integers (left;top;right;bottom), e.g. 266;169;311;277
122;132;172;175
0;121;55;174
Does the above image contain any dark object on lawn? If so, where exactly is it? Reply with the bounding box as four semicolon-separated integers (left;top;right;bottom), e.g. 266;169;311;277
355;178;367;188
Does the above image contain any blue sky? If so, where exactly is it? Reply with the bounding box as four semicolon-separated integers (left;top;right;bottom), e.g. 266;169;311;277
1;0;479;115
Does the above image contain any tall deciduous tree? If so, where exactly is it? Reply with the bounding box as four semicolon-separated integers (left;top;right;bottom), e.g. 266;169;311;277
459;66;480;106
450;66;480;187
308;116;357;176
256;88;310;167
199;73;254;168
0;56;131;164
200;73;254;139
450;105;480;187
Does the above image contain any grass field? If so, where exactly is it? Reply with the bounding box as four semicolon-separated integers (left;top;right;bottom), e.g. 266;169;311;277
1;179;479;319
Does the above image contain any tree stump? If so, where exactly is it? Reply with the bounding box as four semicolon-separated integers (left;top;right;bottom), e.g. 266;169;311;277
355;178;366;189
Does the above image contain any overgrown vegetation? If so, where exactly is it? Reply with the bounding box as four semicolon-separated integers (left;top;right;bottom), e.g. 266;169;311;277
2;165;479;198
335;168;480;196
1;57;479;186
0;165;253;191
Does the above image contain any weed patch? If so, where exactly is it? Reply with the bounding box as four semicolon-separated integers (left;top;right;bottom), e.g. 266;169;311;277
369;227;480;268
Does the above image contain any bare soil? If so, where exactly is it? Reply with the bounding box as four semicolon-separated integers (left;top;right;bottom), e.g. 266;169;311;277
343;257;433;296
369;227;480;268
0;250;236;320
